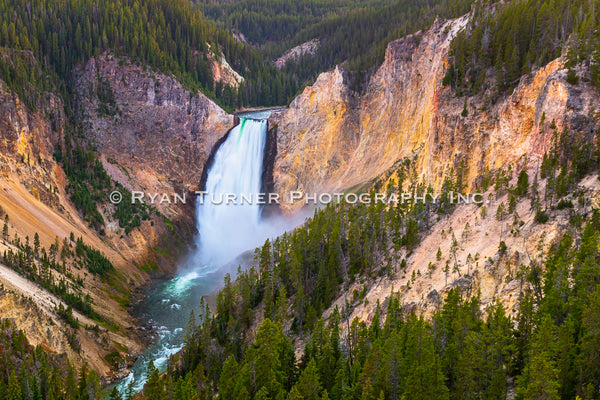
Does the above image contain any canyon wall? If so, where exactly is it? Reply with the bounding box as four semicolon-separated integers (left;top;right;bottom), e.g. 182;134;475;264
269;14;600;331
0;50;235;377
270;15;600;210
74;52;235;219
0;73;146;376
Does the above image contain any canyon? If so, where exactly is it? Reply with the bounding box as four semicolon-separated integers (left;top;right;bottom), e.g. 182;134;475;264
269;15;599;210
1;9;599;382
267;13;600;337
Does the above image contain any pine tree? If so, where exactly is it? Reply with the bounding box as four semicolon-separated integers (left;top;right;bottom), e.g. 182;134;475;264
404;316;449;400
454;331;484;399
64;364;78;400
109;387;122;400
125;379;135;400
145;361;163;400
517;316;560;400
218;356;240;400
577;288;600;396
7;371;22;400
33;232;40;256
382;329;404;399
292;359;321;400
244;319;285;397
86;369;101;400
78;364;89;400
482;302;512;400
515;170;529;197
2;215;8;240
45;367;63;400
360;378;378;400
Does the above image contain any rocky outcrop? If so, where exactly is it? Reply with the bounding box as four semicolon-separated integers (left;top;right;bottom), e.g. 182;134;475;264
343;16;470;188
208;45;245;87
74;52;235;218
0;288;82;364
269;65;359;203
0;73;65;210
275;39;320;69
270;14;600;211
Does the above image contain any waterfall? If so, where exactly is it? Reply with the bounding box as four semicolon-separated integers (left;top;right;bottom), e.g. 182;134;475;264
195;117;268;270
114;111;305;397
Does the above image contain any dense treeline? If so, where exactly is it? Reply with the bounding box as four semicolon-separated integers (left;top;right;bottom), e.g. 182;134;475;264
0;49;55;111
0;0;301;109
143;212;600;400
444;0;600;97
197;0;379;45
0;0;214;96
198;0;474;91
290;0;474;91
0;317;107;400
568;0;600;86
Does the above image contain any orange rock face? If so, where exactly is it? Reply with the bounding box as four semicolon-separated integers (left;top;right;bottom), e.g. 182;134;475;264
270;15;600;211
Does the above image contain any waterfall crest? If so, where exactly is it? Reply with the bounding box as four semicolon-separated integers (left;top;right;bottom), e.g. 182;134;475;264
196;117;268;269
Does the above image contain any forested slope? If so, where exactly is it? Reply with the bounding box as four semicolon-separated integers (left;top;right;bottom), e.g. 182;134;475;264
197;0;475;91
445;0;600;97
0;0;295;108
136;112;600;399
